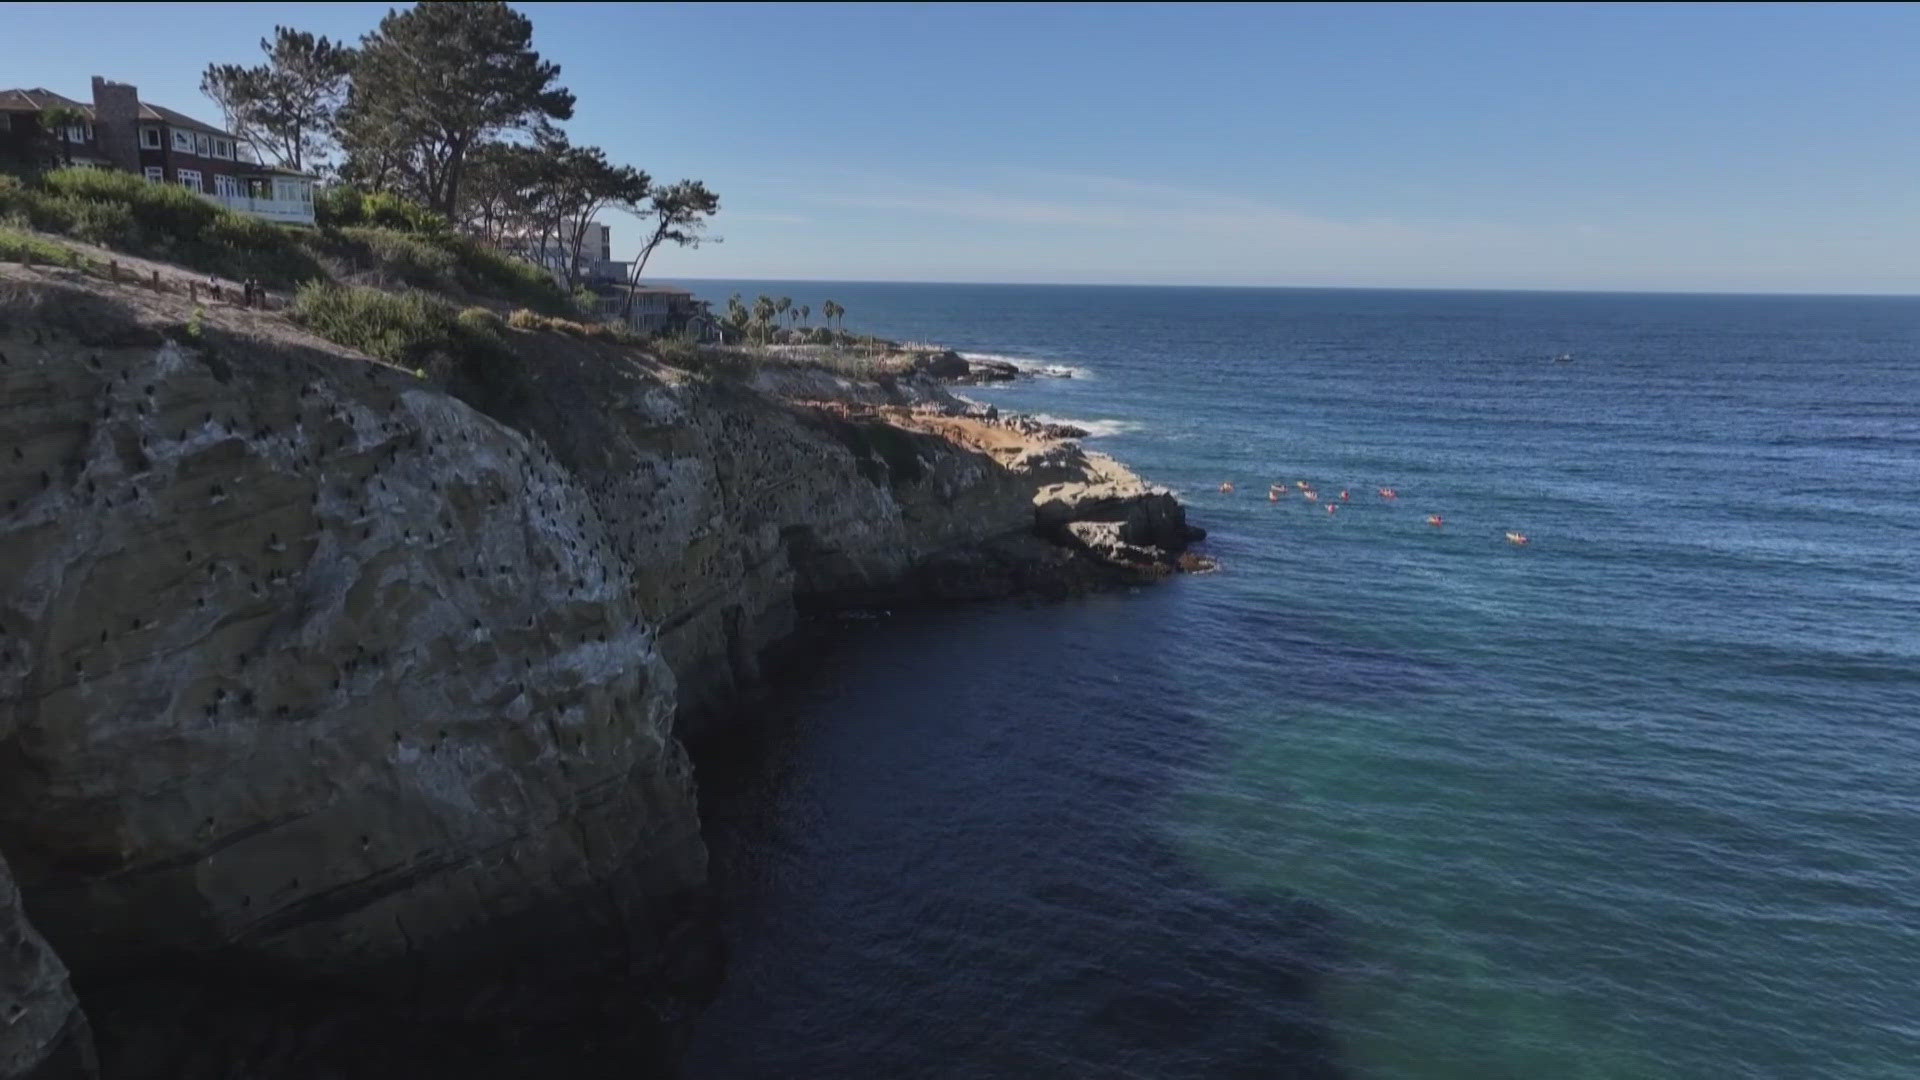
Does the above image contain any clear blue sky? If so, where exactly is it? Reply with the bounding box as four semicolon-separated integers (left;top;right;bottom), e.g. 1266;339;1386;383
8;2;1919;293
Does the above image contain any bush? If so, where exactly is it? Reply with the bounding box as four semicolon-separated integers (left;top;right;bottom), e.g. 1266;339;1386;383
457;305;507;336
330;226;461;291
0;225;84;267
315;187;448;234
65;199;136;246
440;233;570;313
363;192;448;234
17;167;325;288
291;282;461;365
44;167;221;237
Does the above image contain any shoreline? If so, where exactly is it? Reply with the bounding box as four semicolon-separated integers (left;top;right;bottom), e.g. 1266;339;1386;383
0;262;1204;1079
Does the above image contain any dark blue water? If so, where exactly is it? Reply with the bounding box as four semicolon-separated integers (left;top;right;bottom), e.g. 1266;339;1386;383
684;283;1920;1079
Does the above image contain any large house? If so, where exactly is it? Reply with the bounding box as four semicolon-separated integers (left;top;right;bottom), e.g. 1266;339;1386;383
0;77;315;226
587;283;707;335
506;220;711;336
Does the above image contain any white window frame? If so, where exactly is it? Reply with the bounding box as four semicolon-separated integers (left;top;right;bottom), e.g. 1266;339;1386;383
176;168;201;191
65;123;90;144
143;166;164;184
194;133;211;156
171;128;193;153
217;138;236;160
139;126;161;149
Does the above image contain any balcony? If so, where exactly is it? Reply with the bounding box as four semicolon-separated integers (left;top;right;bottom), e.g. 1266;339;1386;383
202;192;315;227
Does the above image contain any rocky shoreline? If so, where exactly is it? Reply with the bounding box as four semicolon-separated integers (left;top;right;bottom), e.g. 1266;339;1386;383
0;264;1203;1079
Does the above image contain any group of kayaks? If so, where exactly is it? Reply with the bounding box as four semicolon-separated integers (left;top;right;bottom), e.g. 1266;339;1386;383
1217;479;1530;545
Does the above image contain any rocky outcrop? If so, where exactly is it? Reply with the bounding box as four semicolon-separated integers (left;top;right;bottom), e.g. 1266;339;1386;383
1;853;92;1079
0;265;1201;1077
0;273;707;1077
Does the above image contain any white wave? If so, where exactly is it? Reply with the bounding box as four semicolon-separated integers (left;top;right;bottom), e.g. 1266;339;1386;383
1030;414;1140;438
958;352;1093;380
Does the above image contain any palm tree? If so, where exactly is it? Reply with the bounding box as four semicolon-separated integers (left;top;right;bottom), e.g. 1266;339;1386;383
776;296;792;328
753;295;777;344
800;304;811;326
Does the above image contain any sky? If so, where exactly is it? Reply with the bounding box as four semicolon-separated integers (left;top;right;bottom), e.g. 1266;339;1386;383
6;2;1919;293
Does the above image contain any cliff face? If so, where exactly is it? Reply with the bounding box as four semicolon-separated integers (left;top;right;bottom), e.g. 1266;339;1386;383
0;267;1196;1077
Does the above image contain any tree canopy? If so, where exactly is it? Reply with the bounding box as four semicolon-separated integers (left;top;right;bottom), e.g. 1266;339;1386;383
201;27;354;174
337;1;574;215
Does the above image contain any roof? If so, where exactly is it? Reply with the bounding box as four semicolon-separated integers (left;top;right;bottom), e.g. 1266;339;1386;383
0;88;89;113
138;101;229;137
0;86;233;138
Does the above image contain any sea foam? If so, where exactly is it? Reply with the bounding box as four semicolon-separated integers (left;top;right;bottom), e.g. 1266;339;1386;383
959;352;1094;380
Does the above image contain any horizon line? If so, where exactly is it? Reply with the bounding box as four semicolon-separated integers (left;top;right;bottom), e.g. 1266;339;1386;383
658;277;1920;300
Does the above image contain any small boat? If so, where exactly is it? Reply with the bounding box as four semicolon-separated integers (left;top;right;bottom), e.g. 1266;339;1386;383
1553;353;1573;363
1378;487;1398;499
1427;515;1444;527
1506;531;1530;545
1304;490;1320;502
1220;482;1234;494
1295;480;1312;491
1325;504;1338;515
1339;490;1350;502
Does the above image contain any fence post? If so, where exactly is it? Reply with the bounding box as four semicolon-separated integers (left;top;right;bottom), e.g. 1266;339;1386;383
151;269;161;291
189;282;198;303
109;260;118;283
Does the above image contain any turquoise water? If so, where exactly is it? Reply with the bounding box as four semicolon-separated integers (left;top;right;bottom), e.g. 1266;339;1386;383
685;284;1920;1079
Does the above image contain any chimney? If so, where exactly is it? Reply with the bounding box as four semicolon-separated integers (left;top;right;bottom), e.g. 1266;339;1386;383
91;76;142;174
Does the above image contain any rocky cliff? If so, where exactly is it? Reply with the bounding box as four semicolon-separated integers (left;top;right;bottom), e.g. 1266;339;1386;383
0;265;1198;1077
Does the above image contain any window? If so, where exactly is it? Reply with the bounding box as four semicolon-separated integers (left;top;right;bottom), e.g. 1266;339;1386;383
140;126;161;149
212;138;233;160
144;166;164;184
1;114;11;134
194;133;210;156
176;169;201;191
214;175;241;198
172;128;193;153
65;123;91;143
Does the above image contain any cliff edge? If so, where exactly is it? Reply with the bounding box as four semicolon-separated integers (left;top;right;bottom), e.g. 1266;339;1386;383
0;264;1199;1077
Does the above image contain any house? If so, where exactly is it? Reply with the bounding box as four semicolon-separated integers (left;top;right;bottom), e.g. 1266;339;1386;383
505;222;627;285
0;77;315;226
588;283;709;336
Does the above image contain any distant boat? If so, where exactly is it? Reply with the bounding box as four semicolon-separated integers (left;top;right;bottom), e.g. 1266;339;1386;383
1553;353;1574;363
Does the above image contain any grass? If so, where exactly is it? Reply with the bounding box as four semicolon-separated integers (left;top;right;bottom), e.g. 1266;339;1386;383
0;224;86;268
290;283;533;422
0;169;571;311
317;227;573;314
0;168;326;287
290;282;462;365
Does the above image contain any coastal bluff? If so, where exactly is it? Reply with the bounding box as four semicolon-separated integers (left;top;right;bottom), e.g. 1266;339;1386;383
0;265;1200;1078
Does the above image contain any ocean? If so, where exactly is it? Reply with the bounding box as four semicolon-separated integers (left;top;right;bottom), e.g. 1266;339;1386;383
680;282;1920;1079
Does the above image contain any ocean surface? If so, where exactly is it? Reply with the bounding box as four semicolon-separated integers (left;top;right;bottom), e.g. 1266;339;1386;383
680;282;1920;1079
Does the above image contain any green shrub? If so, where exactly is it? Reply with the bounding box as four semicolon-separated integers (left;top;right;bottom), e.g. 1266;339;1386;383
18;167;325;288
331;226;460;291
44;167;221;237
457;305;507;336
314;186;365;229
64;199;135;246
315;187;448;235
291;282;460;365
362;192;448;234
439;233;570;313
0;225;84;267
292;284;526;418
